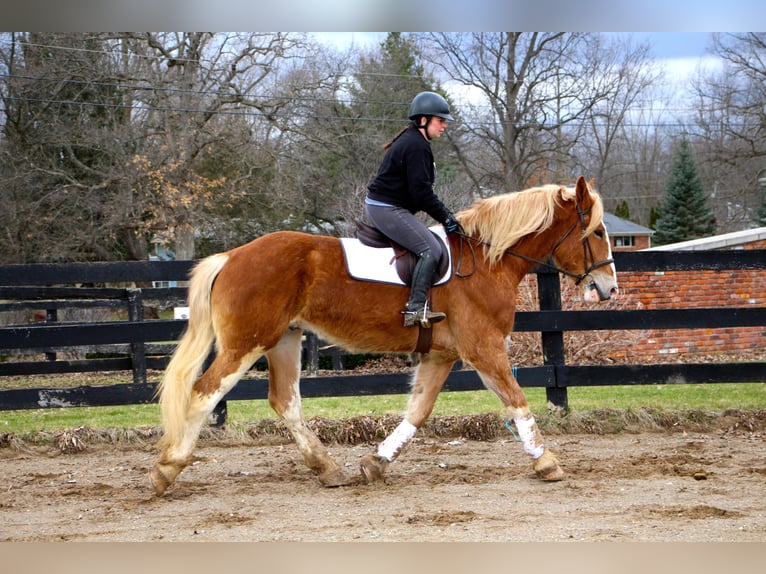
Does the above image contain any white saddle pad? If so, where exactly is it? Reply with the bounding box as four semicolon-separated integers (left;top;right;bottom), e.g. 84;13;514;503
340;226;452;286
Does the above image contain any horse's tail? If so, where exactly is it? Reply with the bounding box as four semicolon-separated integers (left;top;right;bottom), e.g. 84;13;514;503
156;253;228;450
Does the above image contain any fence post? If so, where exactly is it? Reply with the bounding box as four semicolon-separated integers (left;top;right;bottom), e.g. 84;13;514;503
305;331;319;376
536;269;569;411
44;308;57;361
126;288;147;385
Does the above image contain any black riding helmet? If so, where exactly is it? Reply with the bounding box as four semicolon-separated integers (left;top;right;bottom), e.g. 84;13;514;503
408;91;453;140
408;91;454;122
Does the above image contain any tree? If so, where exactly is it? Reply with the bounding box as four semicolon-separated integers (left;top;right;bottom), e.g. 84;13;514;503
284;33;472;236
0;32;136;262
419;32;659;195
690;33;766;231
288;33;430;234
754;178;766;226
121;32;313;260
0;32;313;262
652;138;716;245
614;199;630;220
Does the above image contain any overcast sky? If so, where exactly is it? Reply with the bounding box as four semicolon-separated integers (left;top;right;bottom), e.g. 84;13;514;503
315;32;714;60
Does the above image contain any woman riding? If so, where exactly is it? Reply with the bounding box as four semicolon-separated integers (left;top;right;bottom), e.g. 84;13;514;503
365;91;463;327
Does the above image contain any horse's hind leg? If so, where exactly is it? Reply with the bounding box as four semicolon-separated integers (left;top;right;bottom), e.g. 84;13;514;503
266;327;350;487
150;348;262;495
360;354;455;483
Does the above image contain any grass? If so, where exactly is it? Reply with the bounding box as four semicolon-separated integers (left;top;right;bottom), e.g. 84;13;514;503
1;383;764;435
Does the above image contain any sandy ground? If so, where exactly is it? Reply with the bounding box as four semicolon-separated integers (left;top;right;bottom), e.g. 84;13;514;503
1;426;765;542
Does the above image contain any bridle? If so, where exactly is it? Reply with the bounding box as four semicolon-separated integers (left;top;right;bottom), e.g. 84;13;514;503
454;198;614;285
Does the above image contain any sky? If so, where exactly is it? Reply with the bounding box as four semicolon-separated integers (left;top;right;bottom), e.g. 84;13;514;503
315;31;714;61
314;32;721;86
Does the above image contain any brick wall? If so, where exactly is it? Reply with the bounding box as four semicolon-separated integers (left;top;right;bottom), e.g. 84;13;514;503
611;267;766;357
519;238;766;359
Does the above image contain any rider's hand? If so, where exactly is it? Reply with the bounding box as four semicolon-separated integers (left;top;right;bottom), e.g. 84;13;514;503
444;214;464;235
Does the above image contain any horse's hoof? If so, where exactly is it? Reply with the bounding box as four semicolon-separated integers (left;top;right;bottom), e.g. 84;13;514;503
149;465;172;496
533;450;565;482
318;467;351;488
537;464;565;481
360;454;388;484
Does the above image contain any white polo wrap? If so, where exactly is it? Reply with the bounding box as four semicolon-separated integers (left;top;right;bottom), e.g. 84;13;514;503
514;415;544;459
377;420;417;461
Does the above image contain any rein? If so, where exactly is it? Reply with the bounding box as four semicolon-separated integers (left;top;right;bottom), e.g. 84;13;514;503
453;202;614;285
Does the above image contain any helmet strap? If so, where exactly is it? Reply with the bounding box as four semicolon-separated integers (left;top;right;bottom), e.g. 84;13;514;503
413;116;432;140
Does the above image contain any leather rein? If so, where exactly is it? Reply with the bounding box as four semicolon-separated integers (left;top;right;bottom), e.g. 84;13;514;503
453;201;614;285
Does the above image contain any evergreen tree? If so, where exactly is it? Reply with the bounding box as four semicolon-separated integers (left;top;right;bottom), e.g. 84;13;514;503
754;179;766;227
648;205;660;230
614;199;630;220
652;138;716;245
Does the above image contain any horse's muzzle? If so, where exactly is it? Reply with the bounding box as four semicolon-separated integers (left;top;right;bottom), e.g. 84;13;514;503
584;278;619;302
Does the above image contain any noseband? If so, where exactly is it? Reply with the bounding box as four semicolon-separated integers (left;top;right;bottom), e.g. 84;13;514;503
455;199;614;284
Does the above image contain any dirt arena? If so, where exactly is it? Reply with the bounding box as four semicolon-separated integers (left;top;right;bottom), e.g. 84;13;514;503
1;412;765;542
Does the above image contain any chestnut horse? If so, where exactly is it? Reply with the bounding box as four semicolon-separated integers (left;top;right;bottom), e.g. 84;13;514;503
150;176;618;495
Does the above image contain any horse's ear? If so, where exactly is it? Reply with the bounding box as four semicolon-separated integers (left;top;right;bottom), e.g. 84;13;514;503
575;175;591;205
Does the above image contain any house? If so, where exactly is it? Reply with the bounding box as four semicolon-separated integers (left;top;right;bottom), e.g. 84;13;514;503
602;212;654;251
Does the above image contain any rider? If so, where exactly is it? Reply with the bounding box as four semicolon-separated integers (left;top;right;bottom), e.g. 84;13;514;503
365;91;463;328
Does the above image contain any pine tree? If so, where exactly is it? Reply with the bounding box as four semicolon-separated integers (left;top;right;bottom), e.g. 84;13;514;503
652;138;716;245
754;180;766;227
614;199;630;220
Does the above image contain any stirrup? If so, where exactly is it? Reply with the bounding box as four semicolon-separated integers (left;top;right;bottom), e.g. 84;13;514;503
402;306;446;328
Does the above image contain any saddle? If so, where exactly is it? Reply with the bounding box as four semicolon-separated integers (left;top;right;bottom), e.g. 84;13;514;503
345;221;451;286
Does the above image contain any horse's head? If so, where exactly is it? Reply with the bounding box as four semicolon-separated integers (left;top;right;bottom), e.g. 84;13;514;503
551;176;619;303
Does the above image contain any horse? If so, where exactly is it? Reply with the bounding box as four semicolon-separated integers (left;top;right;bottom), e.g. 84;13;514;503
149;175;618;495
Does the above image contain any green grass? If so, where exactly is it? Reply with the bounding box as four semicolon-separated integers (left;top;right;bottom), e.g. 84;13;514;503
1;383;764;434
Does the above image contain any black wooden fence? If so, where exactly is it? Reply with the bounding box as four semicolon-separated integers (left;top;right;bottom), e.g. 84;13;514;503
1;250;764;418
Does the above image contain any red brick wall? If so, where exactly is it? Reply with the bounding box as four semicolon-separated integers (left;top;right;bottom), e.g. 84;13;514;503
519;239;766;359
612;268;765;357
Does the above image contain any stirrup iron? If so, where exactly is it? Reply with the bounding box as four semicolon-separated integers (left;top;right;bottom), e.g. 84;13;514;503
402;303;446;328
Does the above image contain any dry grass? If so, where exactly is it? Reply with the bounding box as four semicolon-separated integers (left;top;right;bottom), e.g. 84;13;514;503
3;408;764;455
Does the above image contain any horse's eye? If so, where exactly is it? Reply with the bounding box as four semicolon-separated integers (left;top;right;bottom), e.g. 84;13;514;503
594;230;604;239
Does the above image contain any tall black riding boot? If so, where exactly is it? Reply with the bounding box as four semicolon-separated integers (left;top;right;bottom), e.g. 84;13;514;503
402;250;446;327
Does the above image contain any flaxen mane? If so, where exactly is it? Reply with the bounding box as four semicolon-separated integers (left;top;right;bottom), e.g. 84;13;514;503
457;183;604;266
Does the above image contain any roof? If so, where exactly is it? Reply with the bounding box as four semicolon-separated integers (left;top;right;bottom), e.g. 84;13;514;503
643;226;766;251
603;212;654;236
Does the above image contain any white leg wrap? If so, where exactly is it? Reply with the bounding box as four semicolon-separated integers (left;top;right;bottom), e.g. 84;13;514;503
514;415;544;459
377;420;417;462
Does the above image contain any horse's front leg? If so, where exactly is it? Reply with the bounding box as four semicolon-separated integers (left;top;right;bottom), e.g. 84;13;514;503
360;354;455;484
472;348;564;481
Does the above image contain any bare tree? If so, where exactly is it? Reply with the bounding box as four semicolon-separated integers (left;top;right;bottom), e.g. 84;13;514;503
119;32;315;259
0;32;324;262
417;32;662;199
689;33;766;231
279;32;472;236
0;32;132;262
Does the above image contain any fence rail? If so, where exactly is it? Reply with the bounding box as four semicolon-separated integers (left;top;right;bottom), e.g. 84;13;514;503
1;250;764;416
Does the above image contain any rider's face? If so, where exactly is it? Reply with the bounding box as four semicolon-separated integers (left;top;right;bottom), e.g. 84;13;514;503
427;116;448;140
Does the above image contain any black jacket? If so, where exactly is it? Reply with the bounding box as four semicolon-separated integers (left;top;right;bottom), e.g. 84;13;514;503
366;126;451;224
